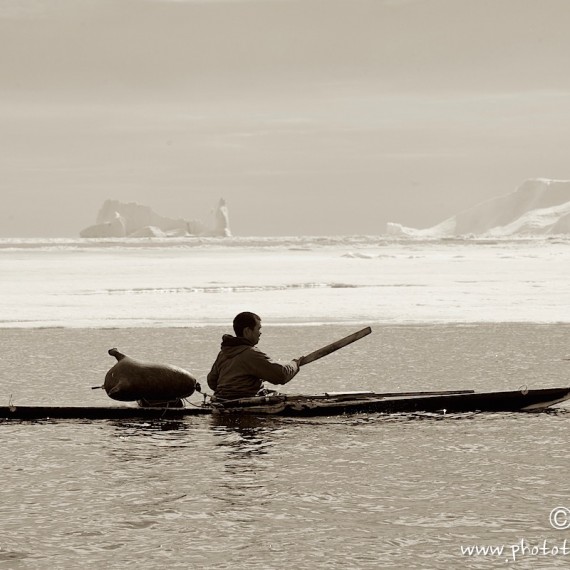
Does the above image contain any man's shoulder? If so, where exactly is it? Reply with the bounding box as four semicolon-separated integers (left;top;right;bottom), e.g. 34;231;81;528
242;345;266;357
219;344;254;359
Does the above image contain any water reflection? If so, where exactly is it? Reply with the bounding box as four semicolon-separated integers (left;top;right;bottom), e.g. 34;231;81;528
108;418;191;433
210;415;280;462
103;417;204;467
210;413;280;436
209;415;284;511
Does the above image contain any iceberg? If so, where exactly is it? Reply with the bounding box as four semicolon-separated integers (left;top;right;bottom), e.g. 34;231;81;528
79;211;127;238
80;198;231;238
387;179;570;237
214;198;231;238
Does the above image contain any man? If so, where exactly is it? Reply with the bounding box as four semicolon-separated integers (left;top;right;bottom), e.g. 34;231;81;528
207;312;303;400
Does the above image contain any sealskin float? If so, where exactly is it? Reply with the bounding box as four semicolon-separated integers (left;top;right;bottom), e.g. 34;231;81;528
102;348;199;404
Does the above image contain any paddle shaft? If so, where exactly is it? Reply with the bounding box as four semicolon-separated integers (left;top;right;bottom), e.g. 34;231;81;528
299;326;372;366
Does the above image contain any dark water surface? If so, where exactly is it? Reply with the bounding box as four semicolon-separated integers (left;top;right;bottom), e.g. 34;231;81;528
2;324;570;569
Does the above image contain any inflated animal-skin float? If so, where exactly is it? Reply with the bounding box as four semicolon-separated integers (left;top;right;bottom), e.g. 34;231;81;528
102;348;199;405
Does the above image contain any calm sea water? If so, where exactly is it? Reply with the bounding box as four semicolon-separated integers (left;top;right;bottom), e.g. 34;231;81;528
2;324;570;569
1;239;570;568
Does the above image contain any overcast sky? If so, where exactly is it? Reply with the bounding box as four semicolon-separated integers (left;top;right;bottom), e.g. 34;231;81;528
2;0;569;237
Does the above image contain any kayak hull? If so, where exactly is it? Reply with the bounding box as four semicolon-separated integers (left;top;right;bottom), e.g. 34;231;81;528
1;387;569;420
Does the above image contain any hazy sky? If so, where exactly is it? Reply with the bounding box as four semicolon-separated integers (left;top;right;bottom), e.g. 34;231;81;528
2;0;570;236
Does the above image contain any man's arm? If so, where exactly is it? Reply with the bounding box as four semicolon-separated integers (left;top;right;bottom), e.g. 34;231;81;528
246;348;300;385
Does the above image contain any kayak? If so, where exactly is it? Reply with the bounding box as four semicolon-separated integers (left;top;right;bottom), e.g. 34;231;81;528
5;330;565;421
1;386;569;420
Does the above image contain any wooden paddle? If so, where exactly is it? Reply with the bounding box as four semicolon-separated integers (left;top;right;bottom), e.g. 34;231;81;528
299;326;372;366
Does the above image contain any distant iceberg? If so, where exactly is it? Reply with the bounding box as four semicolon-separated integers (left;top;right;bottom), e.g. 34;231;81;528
80;198;231;238
387;179;570;237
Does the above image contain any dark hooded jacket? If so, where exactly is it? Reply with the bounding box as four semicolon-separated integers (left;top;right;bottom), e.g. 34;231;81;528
207;335;299;400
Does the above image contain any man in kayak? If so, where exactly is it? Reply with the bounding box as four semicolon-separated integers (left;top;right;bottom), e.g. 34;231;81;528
207;312;302;401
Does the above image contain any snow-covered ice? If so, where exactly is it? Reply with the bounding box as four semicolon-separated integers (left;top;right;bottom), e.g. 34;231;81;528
1;236;568;327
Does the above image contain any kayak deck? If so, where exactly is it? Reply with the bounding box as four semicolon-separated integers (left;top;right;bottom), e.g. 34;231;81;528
1;387;570;420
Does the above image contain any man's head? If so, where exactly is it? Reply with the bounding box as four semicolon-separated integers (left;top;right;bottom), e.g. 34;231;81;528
233;311;262;345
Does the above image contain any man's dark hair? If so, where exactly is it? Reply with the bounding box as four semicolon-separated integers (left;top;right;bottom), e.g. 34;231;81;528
233;312;260;337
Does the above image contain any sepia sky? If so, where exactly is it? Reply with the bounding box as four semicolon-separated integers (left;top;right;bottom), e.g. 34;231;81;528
2;0;570;237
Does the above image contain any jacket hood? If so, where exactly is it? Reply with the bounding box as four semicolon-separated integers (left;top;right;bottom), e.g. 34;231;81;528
220;334;254;348
218;335;255;357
